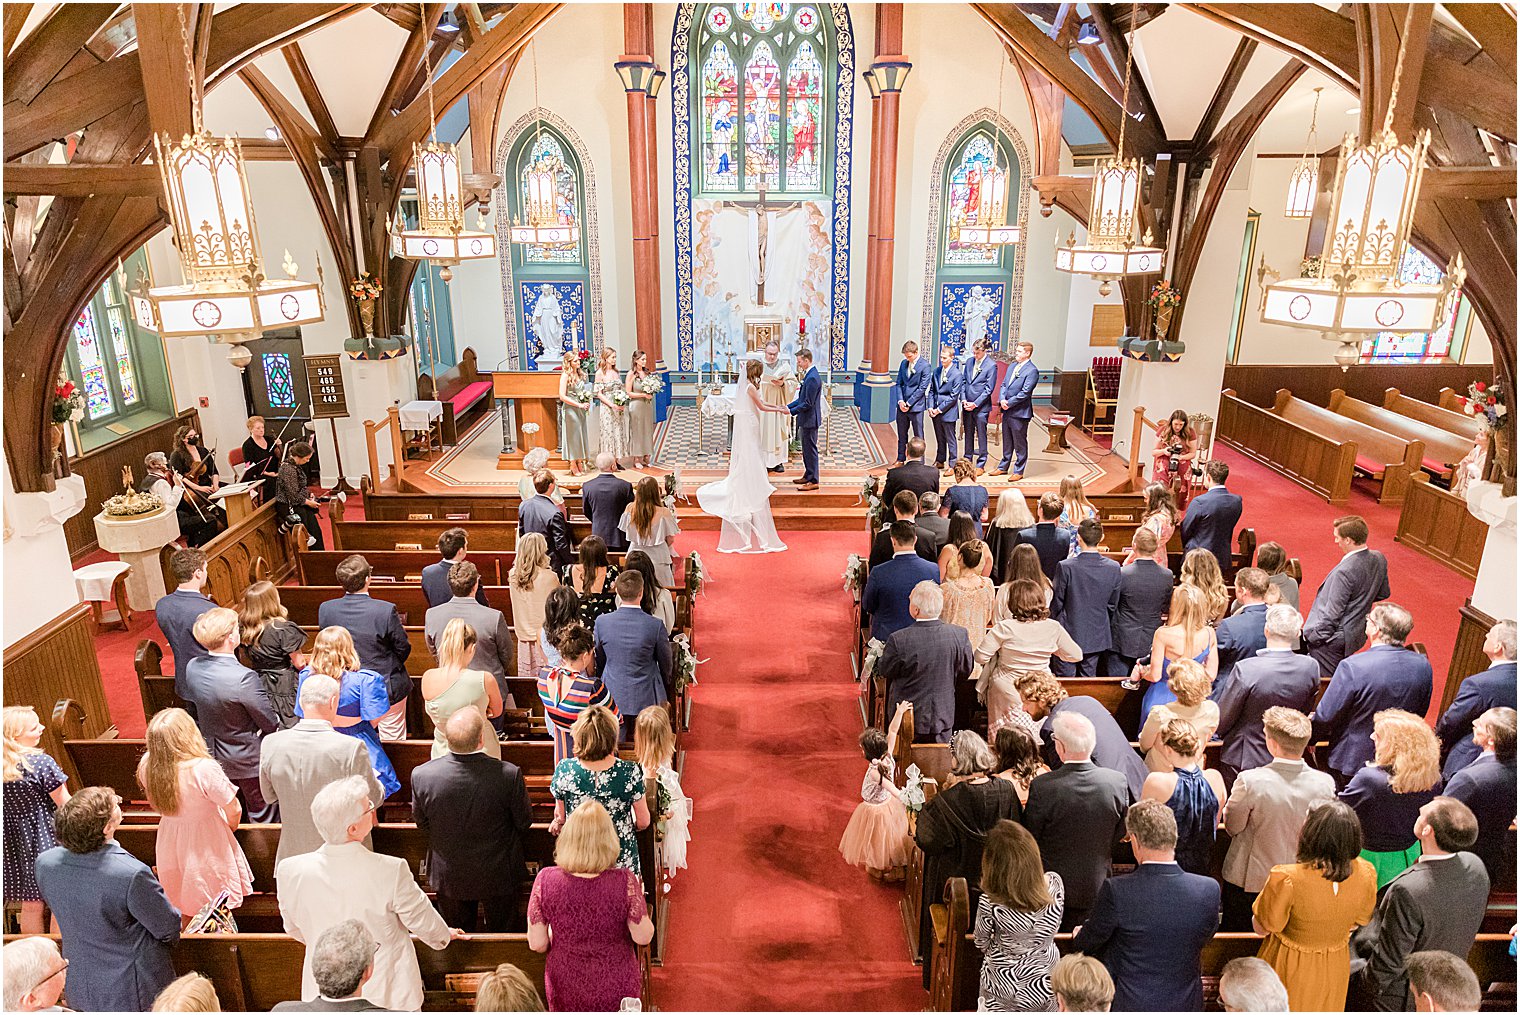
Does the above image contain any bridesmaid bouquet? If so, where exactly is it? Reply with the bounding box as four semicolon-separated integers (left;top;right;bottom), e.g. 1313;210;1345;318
638;374;665;396
569;381;592;403
611;387;631;408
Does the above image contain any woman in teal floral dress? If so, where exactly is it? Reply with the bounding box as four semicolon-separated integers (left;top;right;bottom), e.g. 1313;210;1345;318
550;705;650;876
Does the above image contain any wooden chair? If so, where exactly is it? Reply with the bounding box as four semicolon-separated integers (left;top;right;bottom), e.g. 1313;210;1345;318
1081;356;1121;435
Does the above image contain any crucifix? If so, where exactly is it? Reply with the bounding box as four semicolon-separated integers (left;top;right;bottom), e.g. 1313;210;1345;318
715;176;802;306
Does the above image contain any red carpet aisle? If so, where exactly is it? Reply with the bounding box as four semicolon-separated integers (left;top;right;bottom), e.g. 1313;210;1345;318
650;530;927;1012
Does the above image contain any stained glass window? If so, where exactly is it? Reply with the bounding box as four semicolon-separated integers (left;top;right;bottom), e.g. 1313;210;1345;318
944;133;1002;266
520;133;581;264
262;352;296;408
74;307;114;420
695;4;831;195
1359;246;1464;360
106;307;140;405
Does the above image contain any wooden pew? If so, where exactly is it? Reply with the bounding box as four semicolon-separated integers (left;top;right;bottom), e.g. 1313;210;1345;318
1218;388;1359;504
1328;388;1471;479
276;584;513;628
926;878;1516;1012
361;489;587;523
1270;389;1424;504
295;548;674;587
333;517;600;553
1396;475;1489;580
1387;387;1482;440
417;346;494;447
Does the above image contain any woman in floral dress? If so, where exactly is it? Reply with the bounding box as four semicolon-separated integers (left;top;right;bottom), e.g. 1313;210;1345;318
550;705;650;877
593;347;630;466
625;349;657;468
3;706;70;933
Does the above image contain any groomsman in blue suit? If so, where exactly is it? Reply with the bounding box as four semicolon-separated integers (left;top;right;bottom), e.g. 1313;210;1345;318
991;339;1038;479
788;348;823;490
927;344;962;469
893;340;931;466
959;338;996;471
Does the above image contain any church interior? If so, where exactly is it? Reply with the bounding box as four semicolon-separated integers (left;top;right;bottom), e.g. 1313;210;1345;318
2;1;1517;1011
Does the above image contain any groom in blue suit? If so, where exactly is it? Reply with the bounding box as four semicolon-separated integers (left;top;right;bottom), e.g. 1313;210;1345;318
927;344;962;468
959;338;996;470
894;340;930;465
788;348;822;490
992;339;1038;479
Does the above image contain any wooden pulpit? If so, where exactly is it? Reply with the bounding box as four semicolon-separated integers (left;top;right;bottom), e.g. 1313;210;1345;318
492;371;568;470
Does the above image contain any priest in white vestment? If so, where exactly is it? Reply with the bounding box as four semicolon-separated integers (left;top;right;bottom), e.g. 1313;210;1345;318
758;340;798;471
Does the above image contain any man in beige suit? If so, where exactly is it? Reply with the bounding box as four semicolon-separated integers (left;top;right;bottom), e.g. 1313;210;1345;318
1219;707;1336;931
423;561;515;714
277;776;461;1011
259;675;382;867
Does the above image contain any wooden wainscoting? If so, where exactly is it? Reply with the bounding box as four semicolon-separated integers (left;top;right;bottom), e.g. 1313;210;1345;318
2;603;113;786
1443;600;1499;715
1395;477;1488;580
64;408;199;559
160;501;301;607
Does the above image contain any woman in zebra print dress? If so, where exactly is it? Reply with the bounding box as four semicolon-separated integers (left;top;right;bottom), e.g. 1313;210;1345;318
974;820;1066;1011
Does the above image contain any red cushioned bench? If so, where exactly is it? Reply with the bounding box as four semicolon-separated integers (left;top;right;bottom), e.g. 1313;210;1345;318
417;346;492;446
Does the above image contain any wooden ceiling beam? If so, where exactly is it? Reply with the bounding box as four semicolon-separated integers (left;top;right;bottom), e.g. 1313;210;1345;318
1368;3;1432;141
3;4;34;59
1087;2;1163;136
1183;3;1357;88
364;2;447;146
1447;3;1515;79
1421;165;1517;202
132;2;199;142
1191;36;1256;149
4;3;118;106
1;164;163;197
281;44;343;163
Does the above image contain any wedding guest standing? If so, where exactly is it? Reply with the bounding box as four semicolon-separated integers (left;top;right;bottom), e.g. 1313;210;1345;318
239;581;307;728
624;551;676;634
182;608;280;822
1180;461;1243;566
296;627;401;799
1050;519;1122;676
1137;659;1218;773
559;353;592;476
1304;515;1392;676
943;460;989;535
985;491;1035;583
975;820;1064;1012
1108;528;1174;677
878;581;973;743
1214;567;1271;680
2;937;69;1013
941;542;996;645
1215;606;1320;782
2;706;69;933
1122;484;1179;568
1219;707;1335;931
1435;619;1516;779
960;339;996;472
36;788;181;1012
625;349;656;469
540;625;617;765
871;490;937;567
1339;710;1443;887
893;340;930;466
427;562;515;719
520;471;576;573
1180;548;1230;624
515;448;566;506
528;800;653;1012
241;415;283;503
1140;720;1227;877
992;726;1047;806
1014;494;1074;582
422;528;487;608
155;547;214;711
581;453;635;551
881;437;940;510
927;343;963;468
1443;707;1517;888
1056;476;1098;533
1050;955;1114;1014
268;921;382;1012
991;340;1037;480
1251;801;1378;1014
975;580;1082;737
549;706;650;876
566;535;621;628
1136;586;1218;721
862;521;941;644
593;572;673;740
136;708;253;925
1256;541;1300;611
917;491;952;552
594;347;630;465
620;476;679;589
422;619;504;760
1217;958;1289;1014
1404;952;1482;1014
1018;672;1149;798
318;555;413;741
509;534;561;679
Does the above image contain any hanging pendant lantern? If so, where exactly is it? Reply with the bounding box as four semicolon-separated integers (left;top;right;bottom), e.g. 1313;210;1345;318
509;152;580;247
390;139;499;266
1284;87;1323;219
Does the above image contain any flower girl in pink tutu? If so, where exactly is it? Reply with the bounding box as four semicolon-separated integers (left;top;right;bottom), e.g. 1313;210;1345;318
839;727;910;881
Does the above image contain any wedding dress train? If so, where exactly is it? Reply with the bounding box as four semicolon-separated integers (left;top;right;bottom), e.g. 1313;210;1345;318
696;375;788;553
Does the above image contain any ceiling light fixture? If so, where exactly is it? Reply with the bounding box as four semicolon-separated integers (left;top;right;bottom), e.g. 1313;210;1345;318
1284;87;1322;218
509;39;580;250
1077;22;1100;44
263;125;281;142
954;55;1021;249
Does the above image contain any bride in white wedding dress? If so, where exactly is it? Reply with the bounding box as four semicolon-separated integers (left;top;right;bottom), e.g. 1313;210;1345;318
696;359;789;553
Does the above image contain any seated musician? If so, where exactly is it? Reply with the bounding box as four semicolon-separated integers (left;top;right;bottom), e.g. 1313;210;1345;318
242;415;284;504
142;452;222;547
170;424;222;499
278;442;324;550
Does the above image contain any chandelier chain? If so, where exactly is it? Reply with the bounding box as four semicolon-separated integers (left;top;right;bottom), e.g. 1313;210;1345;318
1381;1;1417;137
1116;2;1137;160
176;3;202;132
420;2;438;142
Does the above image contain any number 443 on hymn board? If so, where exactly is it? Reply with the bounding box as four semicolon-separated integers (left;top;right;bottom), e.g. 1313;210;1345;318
303;354;348;419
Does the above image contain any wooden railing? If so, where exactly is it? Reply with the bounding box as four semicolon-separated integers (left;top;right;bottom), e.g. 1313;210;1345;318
364;406;407;491
1126;406;1163;488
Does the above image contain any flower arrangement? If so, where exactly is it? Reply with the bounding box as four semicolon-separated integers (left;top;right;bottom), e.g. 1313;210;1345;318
521;422;541;437
687;551;706;595
1300;255;1324;279
1146;280;1182;309
610;387;631;408
348;273;383;302
1459;379;1508;431
52;380;84;424
103;490;163;517
860;475;884;529
672;632;704;693
842;553;866;595
901;763;927;814
638;374;665;396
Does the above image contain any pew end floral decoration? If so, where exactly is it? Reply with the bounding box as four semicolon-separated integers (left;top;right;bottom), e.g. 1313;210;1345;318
1460;379;1509;431
687;551;706;595
52;381;84;424
842;553;866;595
860;475;884;528
672;632;704;692
901;763;927;814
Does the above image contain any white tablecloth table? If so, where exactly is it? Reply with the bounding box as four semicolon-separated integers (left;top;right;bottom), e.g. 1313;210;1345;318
398;399;444;430
699;384;739;417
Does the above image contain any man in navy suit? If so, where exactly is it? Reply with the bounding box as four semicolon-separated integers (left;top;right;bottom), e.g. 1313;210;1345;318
35;788;181;1011
881;437;940;511
990;339;1038;479
926;344;962;469
1073;800;1221;1012
183;607;281;821
593;571;674;739
1312;603;1433;788
788;348;823;490
518;470;575;569
1443;707;1517;889
318;555;413;740
1212;567;1271;696
861;521;940;644
1435;619;1516;778
868;490;938;567
1215;605;1322;781
1179;460;1243;566
580;452;635;551
421;527;488;608
892;340;930;466
1107;528;1174;677
959;338;996;471
1051;518;1123;676
877;581;973;742
154;546;214;712
1020;672;1150;799
1015;493;1075;582
1304;514;1392;676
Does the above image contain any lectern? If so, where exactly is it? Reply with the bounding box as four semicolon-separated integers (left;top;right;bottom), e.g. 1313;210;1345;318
493;371;568;470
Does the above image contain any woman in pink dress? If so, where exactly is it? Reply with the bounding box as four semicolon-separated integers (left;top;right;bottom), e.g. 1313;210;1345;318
1123;482;1179;567
135;708;253;925
529;799;654;1011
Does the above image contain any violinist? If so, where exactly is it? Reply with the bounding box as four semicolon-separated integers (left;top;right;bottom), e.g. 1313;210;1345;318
170;424;221;500
142;452;222;547
242;415;283;503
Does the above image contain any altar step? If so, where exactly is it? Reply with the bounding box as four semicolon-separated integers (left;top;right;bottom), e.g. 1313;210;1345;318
673;485;869;532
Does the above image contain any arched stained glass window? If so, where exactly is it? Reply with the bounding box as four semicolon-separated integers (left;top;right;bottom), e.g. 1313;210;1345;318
73;307;113;420
105;305;140;405
519;132;581;265
945;132;1002;267
696;3;832;195
1359;246;1470;360
261;352;296;408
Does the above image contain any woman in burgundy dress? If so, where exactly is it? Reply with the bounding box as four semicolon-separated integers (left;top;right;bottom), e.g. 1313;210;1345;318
529;799;654;1011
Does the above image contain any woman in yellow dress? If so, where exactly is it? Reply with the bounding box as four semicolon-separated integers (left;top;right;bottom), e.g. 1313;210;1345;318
1253;800;1378;1012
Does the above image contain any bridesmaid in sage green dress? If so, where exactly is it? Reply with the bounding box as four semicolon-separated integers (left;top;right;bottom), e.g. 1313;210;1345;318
625;349;656;469
559;355;592;475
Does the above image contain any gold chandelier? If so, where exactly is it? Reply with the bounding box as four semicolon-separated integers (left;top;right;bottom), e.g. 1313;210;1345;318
1055;2;1163;295
132;5;324;354
1284;87;1322;218
509;40;580;249
955;57;1021;248
1257;5;1463;369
